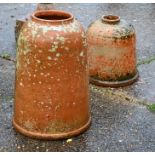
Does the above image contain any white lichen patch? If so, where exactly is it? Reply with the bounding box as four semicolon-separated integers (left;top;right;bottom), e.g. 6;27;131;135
57;36;65;43
19;82;24;87
49;45;58;53
53;41;58;45
18;32;31;55
56;53;60;57
38;50;42;53
80;51;84;57
49;36;66;53
42;26;52;34
32;30;37;39
81;32;85;38
33;74;36;77
47;56;52;60
26;59;30;65
16;50;20;70
39;81;42;84
83;39;87;47
36;60;41;64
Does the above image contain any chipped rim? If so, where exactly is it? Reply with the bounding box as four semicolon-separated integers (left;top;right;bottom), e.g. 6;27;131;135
90;71;139;88
102;15;120;23
31;10;74;24
12;117;91;140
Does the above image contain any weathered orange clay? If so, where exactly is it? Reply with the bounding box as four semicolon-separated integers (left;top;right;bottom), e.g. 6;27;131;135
87;15;138;87
13;10;91;140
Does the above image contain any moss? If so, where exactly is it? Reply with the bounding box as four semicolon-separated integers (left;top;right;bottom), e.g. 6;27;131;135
137;56;155;66
0;53;11;59
147;104;155;113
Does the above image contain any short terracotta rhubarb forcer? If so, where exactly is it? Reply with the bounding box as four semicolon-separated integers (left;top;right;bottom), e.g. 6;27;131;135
13;10;91;140
87;15;138;87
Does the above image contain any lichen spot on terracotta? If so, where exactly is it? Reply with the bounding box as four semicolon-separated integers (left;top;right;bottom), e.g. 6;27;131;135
36;60;41;64
80;51;84;57
47;56;52;60
19;82;24;87
56;53;60;57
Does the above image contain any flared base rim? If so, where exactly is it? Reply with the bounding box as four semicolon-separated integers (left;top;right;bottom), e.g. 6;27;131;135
12;117;91;140
90;71;139;88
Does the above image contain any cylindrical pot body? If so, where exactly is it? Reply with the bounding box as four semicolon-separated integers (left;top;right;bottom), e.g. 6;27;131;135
87;15;138;87
13;10;91;140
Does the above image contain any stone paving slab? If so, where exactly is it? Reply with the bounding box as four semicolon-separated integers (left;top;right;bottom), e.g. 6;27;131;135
0;3;155;152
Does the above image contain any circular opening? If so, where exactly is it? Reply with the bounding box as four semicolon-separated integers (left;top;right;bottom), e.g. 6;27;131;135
31;10;74;23
102;15;120;23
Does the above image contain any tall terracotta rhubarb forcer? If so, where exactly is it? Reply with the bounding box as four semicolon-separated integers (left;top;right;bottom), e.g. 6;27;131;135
87;15;138;87
13;10;91;140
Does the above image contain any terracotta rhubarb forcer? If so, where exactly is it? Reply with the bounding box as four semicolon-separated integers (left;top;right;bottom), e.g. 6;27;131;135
87;15;138;87
13;10;91;140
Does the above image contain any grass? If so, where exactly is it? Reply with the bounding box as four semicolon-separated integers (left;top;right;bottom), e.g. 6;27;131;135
147;104;155;113
0;52;11;59
137;56;155;66
0;52;15;62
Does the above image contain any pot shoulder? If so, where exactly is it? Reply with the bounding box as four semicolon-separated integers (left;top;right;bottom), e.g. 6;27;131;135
87;19;135;40
18;19;85;45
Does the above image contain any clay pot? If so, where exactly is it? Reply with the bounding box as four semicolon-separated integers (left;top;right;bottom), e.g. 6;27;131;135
13;10;91;140
87;15;138;87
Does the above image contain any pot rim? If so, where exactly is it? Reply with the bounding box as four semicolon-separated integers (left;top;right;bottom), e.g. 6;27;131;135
102;15;120;23
31;10;74;24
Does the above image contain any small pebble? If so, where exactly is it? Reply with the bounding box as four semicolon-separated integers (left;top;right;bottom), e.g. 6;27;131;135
118;140;123;143
17;146;21;149
66;138;72;143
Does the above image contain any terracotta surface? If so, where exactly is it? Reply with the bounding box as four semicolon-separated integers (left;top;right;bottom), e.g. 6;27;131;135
13;10;91;140
87;15;138;87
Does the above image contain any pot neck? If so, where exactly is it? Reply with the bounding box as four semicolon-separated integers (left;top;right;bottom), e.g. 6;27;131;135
31;10;74;25
102;15;120;24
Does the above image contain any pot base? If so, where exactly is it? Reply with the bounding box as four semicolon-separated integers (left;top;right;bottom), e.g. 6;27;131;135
90;71;139;88
13;117;91;140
